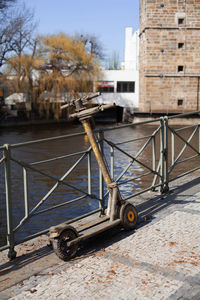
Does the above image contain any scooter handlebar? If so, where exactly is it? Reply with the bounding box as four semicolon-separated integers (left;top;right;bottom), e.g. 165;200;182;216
69;103;116;119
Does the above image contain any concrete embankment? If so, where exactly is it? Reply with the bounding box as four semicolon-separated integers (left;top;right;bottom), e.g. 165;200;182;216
132;116;200;126
0;173;200;300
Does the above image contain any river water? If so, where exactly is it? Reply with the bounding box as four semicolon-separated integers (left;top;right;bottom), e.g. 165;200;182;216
0;121;199;247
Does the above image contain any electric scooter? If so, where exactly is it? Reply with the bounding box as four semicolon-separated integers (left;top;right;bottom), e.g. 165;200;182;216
49;94;138;261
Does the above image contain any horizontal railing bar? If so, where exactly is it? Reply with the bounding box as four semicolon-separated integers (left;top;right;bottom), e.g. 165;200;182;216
7;131;86;149
124;183;162;201
115;134;153;145
96;118;161;134
175;154;199;165
169;166;200;183
15;229;51;245
67;208;102;225
117;171;152;186
115;126;161;146
0;244;9;251
31;148;91;166
175;125;198;132
32;195;86;216
167;110;200;119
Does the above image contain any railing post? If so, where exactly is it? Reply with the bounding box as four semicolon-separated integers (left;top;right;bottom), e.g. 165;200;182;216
23;168;29;218
87;150;92;195
199;124;200;153
110;146;114;180
152;135;156;173
163;117;169;192
171;131;175;166
97;131;105;214
3;144;16;260
160;118;169;193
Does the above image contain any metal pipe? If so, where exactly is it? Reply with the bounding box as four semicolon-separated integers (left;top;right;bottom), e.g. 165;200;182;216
23;168;29;218
88;150;92;195
97;131;105;213
32;195;86;216
160;118;164;192
82;120;112;187
199;124;200;153
169;166;200;182
82;120;114;217
163;117;169;192
116;134;153;145
152;135;156;172
171;131;175;166
3;144;16;260
124;183;163;201
175;154;199;165
110;146;114;180
9;131;86;149
117;171;152;186
31;149;90;166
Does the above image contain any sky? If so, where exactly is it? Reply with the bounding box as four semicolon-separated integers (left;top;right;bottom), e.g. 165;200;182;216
21;0;139;63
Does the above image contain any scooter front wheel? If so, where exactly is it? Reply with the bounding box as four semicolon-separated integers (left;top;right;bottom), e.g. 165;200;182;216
52;227;78;261
120;203;138;230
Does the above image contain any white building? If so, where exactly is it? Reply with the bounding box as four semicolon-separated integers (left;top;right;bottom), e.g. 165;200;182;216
94;27;139;111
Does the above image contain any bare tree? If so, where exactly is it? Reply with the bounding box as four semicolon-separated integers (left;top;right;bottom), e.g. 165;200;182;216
105;51;121;70
75;33;104;61
0;0;16;10
0;2;37;68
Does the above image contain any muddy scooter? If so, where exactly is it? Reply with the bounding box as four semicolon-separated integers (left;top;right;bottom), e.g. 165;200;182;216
49;94;138;261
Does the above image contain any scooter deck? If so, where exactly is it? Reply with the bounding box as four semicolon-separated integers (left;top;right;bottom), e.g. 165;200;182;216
49;214;121;247
67;217;121;247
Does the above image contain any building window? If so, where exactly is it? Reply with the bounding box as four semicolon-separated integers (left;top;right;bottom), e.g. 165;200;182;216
178;65;184;72
117;81;135;93
177;99;183;106
178;18;184;25
178;42;184;49
98;81;114;93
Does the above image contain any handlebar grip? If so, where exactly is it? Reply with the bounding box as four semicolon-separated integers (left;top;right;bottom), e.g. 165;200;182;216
99;103;116;111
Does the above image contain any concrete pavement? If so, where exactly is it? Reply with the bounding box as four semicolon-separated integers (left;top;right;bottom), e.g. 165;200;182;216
0;174;200;300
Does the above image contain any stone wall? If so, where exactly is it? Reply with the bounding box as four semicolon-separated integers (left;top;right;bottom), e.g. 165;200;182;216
139;0;200;113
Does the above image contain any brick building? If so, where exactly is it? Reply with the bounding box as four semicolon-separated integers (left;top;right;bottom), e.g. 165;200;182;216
139;0;200;113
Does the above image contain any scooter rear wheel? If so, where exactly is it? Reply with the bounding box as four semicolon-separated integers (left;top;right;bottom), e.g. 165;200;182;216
120;203;138;230
52;227;78;261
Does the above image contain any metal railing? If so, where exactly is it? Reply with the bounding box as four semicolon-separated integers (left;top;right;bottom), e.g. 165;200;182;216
1;111;200;258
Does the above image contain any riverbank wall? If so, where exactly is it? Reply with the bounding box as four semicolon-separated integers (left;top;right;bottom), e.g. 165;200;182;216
1;114;200;129
131;112;200;126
